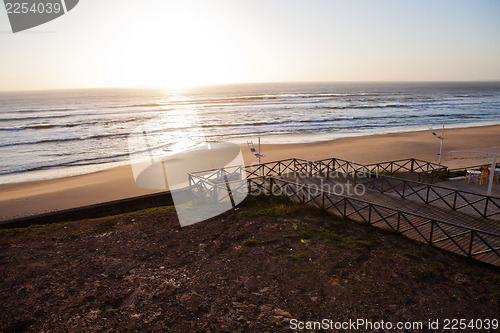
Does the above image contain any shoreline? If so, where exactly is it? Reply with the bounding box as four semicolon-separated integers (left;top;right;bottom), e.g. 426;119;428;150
230;120;500;145
3;120;500;186
1;124;499;221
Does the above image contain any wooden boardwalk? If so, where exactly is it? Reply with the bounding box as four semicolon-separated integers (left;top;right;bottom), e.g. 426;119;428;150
191;157;500;266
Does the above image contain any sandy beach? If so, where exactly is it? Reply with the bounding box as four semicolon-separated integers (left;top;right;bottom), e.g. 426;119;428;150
1;125;499;221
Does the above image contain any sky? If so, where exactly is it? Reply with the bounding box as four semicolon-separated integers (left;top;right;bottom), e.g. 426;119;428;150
0;0;499;91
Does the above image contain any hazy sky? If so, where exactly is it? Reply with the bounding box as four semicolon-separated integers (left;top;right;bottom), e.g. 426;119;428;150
1;0;499;91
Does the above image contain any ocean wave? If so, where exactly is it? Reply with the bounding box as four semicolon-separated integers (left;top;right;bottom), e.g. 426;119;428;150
15;108;75;113
107;103;165;108
0;152;131;176
105;96;280;109
0;117;151;131
0;114;73;122
0;131;132;148
0;123;82;131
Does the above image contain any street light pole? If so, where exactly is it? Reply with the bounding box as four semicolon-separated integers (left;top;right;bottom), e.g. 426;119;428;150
438;124;444;165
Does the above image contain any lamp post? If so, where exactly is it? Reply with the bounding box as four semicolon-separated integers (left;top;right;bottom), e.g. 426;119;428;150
247;137;264;176
431;124;445;165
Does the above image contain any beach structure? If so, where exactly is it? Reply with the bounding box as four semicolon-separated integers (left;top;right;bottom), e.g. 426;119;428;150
2;156;499;266
430;124;445;164
450;148;500;196
247;138;264;165
191;157;500;266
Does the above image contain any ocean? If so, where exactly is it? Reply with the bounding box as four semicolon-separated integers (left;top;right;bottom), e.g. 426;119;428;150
0;82;499;184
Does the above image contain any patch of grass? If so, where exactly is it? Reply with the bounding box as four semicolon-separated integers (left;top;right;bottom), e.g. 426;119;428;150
408;266;436;278
301;230;314;239
325;220;342;230
242;239;259;247
483;273;500;290
401;250;426;259
237;194;333;218
239;194;292;207
335;242;363;252
276;248;287;254
287;252;309;260
0;205;177;237
0;223;45;235
283;234;298;239
265;238;280;244
295;224;381;251
447;170;467;178
94;220;115;233
372;225;400;235
380;246;427;259
351;239;380;247
318;230;344;243
238;227;252;234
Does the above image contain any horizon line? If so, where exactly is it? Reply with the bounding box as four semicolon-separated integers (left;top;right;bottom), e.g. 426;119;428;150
1;80;500;93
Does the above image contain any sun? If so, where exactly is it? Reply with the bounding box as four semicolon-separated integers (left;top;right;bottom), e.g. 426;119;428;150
99;2;248;88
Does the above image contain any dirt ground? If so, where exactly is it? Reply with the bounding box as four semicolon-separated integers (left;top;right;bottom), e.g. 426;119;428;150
0;195;499;332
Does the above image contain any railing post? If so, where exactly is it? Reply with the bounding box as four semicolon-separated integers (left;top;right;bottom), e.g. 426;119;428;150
468;231;474;257
268;177;273;195
429;220;434;244
484;198;489;218
368;204;372;224
397;211;401;231
343;198;347;217
326;163;330;180
411;158;415;173
453;191;457;210
426;185;430;204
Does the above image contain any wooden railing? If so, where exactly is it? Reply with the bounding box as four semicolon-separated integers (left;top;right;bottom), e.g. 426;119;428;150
244;157;447;182
189;165;247;204
188;157;499;264
243;157;498;221
358;175;500;220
